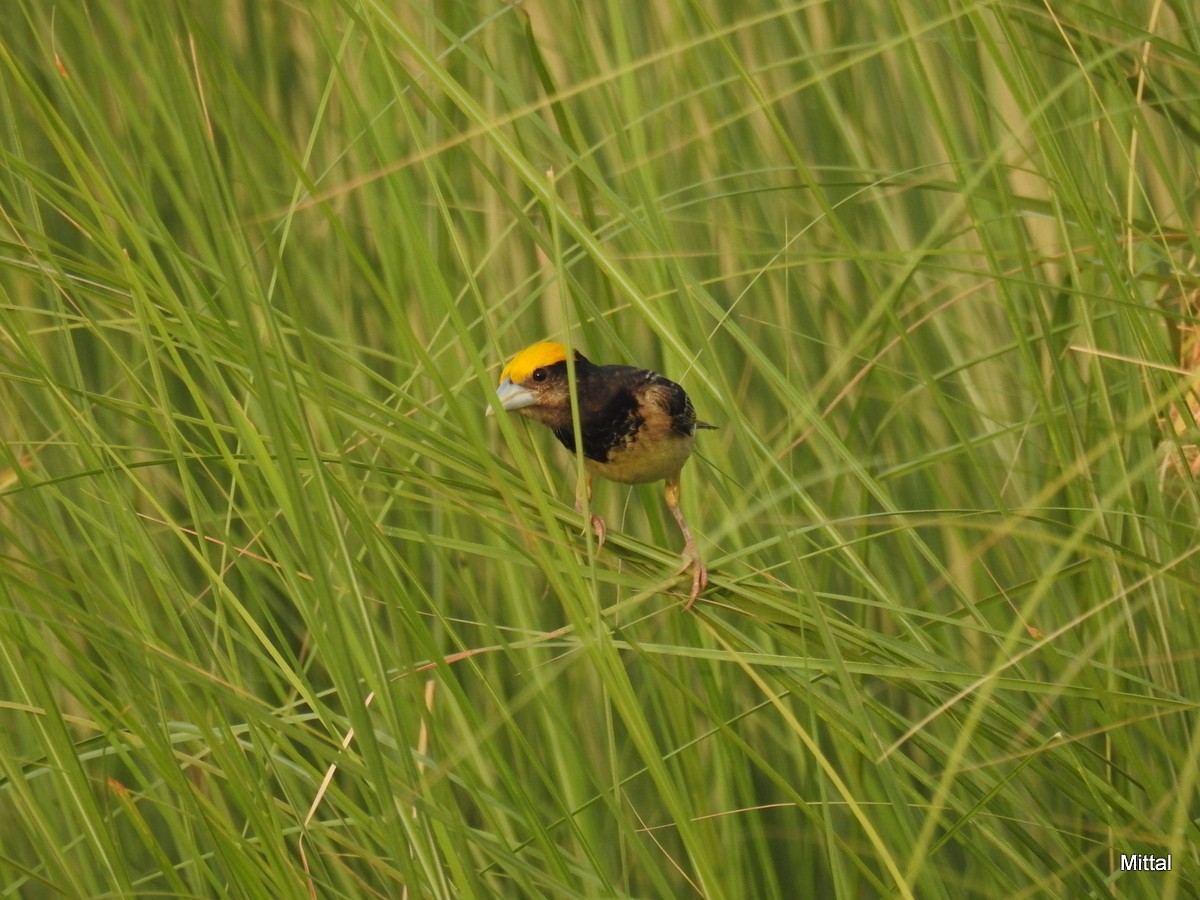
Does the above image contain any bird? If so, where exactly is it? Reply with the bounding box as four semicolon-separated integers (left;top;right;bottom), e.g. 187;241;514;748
487;340;715;608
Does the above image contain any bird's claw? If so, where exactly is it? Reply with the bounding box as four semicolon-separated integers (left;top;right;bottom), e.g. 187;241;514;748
586;513;606;551
574;499;606;551
679;548;708;611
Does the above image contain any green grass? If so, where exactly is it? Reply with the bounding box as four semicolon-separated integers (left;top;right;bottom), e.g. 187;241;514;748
1;1;1197;896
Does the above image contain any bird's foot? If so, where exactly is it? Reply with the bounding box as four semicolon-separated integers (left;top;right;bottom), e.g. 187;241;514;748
574;499;606;551
588;513;606;550
678;545;708;611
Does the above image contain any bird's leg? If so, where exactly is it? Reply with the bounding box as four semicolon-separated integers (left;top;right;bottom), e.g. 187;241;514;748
574;472;606;550
665;475;707;609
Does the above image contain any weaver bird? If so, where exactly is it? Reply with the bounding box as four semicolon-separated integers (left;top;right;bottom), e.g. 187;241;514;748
488;341;714;608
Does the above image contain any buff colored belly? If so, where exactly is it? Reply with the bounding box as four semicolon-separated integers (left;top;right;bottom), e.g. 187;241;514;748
584;432;694;484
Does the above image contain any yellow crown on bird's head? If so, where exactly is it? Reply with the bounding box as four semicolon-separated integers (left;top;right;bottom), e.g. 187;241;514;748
498;341;571;385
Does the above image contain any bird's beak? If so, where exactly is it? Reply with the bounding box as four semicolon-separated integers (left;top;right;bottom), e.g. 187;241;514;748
486;377;536;416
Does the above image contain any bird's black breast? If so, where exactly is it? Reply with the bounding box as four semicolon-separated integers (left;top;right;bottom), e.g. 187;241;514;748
552;372;642;463
550;366;694;464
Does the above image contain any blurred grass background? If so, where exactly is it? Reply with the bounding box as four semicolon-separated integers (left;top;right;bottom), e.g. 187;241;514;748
1;1;1198;897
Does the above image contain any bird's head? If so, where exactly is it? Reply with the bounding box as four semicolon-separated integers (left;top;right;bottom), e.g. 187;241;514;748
487;341;583;425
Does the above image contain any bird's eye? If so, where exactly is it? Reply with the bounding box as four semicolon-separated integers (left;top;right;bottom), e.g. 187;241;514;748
532;368;547;382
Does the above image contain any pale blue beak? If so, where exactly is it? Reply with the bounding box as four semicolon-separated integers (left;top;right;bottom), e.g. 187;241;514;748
486;378;536;416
